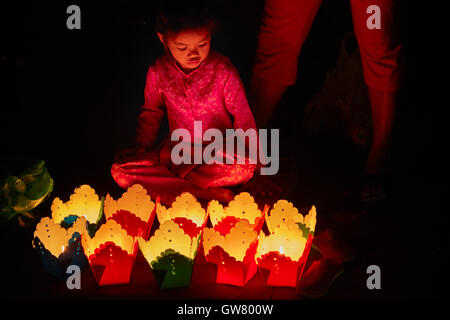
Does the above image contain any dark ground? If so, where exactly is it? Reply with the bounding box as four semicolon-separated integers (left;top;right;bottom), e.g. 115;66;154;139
1;0;447;302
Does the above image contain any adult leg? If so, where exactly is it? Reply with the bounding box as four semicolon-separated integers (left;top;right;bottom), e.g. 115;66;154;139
250;0;322;128
366;88;396;175
350;0;402;198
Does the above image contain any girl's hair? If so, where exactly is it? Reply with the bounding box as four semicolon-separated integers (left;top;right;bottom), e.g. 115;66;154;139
156;0;216;39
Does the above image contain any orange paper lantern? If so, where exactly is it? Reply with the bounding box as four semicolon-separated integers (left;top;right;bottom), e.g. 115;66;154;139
51;185;103;225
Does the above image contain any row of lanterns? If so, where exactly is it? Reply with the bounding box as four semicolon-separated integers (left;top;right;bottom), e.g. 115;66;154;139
32;184;317;289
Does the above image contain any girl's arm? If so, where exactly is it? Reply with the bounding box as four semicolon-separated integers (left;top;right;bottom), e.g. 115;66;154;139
136;66;166;150
223;65;257;132
222;64;261;165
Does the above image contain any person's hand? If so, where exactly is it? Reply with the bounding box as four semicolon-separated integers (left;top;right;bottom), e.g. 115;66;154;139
115;145;147;164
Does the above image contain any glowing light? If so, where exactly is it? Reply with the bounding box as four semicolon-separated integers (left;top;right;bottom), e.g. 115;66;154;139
138;219;201;288
156;192;207;227
32;214;88;280
203;220;259;286
104;184;155;223
81;219;137;286
103;184;156;239
51;185;102;224
207;193;264;229
33;216;87;258
256;200;318;287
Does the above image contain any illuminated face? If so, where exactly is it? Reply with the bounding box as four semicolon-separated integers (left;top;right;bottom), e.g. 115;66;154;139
158;29;211;73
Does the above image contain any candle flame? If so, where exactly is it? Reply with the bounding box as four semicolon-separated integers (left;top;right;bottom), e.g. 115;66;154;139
61;245;65;253
279;246;284;255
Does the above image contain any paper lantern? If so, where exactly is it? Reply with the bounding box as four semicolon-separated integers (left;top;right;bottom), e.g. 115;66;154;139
81;219;138;286
203;220;259;286
256;200;317;287
156;192;208;228
32;216;88;279
138;192;206;289
51;184;103;227
104;184;156;239
265;200;317;239
138;219;202;289
32;184;103;279
207;192;267;234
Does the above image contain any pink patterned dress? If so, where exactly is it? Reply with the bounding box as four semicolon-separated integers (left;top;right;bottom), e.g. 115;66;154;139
111;51;257;205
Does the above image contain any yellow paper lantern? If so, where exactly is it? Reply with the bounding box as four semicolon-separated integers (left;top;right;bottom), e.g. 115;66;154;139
139;220;200;263
265;200;317;234
81;219;135;258
256;200;318;287
103;184;157;239
104;184;155;222
256;222;307;262
51;185;103;225
32;215;88;280
203;220;257;262
202;220;259;286
33;216;87;258
139;219;202;288
207;192;266;232
156;192;207;228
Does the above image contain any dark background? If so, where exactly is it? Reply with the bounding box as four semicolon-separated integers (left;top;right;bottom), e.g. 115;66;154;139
1;0;447;300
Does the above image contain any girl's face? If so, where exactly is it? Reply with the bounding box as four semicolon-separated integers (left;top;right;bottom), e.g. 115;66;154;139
158;29;211;73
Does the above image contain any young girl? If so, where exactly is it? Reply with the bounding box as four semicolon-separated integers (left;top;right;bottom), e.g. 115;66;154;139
111;1;257;205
